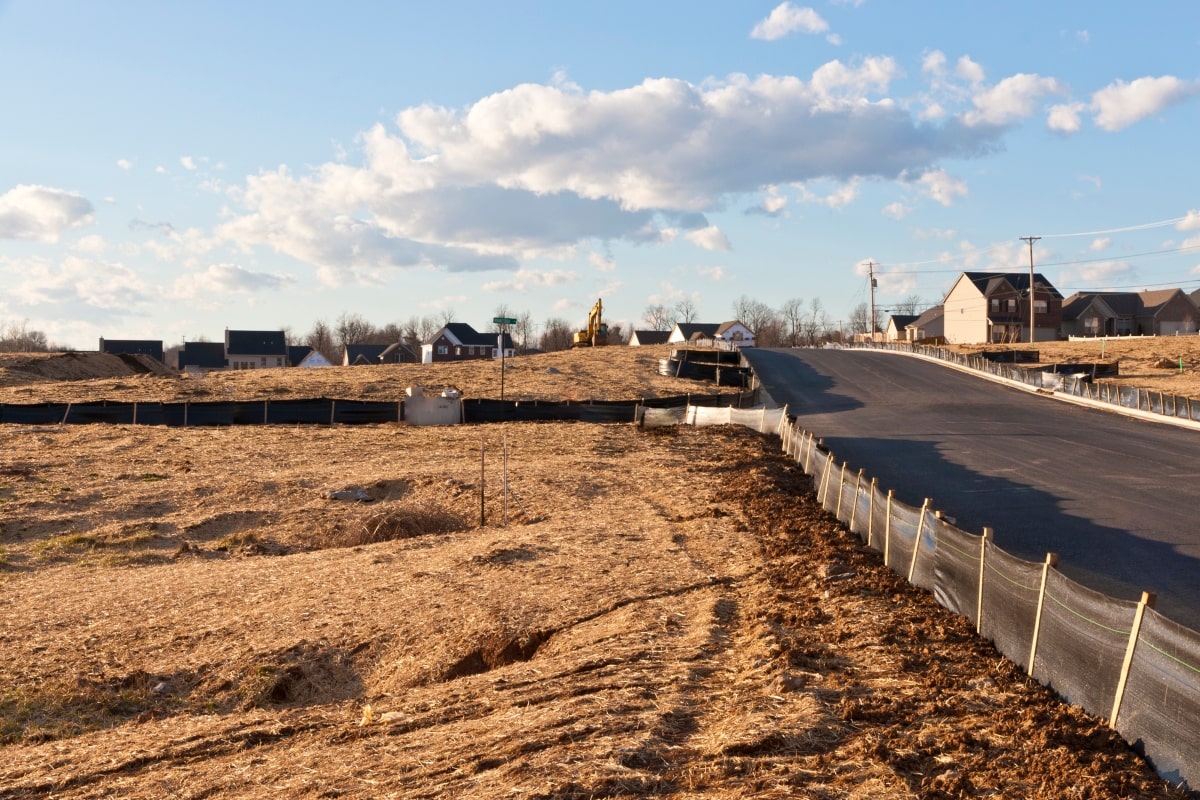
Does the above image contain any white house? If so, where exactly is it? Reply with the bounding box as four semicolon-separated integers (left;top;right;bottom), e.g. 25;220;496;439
942;272;1063;344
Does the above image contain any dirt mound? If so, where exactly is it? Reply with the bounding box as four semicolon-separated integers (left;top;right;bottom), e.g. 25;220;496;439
0;351;168;387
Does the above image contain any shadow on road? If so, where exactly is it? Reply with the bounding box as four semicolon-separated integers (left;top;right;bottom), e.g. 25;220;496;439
812;434;1200;631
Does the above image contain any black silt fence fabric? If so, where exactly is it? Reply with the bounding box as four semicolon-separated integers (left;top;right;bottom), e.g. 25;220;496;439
979;543;1043;672
63;402;136;424
1115;608;1200;791
932;521;983;622
331;400;400;424
883;499;920;577
1030;570;1137;717
1;403;70;424
265;399;334;425
176;402;236;426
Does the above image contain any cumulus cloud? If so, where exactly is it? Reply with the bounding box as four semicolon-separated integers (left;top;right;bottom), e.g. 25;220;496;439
1177;210;1200;231
697;265;727;281
684;225;731;251
964;74;1065;127
916;170;968;206
216;68;1034;282
1091;76;1200;131
480;268;579;293
0;185;94;242
180;156;197;170
748;185;788;217
750;3;829;41
3;254;150;312
171;263;296;302
1051;76;1199;134
588;252;616;272
117;159;133;170
882;201;911;220
1089;237;1111;252
1057;259;1136;287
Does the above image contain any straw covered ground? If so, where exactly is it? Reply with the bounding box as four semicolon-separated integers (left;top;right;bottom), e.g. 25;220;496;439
0;347;1191;798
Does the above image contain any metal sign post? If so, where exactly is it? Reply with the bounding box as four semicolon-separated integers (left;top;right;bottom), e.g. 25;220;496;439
493;316;517;400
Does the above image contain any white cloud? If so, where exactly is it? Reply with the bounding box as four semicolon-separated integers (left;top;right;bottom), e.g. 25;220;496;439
1091;76;1200;131
882;201;911;220
0;184;95;242
1057;259;1135;287
171;263;295;303
1047;102;1085;133
480;268;579;293
955;56;985;85
216;70;1026;282
72;234;107;254
180;156;197;170
697;266;726;281
964;74;1064;127
3;254;150;312
117;159;133;171
1089;237;1111;252
913;227;956;240
922;51;946;76
155;165;168;174
750;3;829;41
916;170;967;206
797;178;861;209
1177;210;1200;231
684;225;730;251
588;252;616;272
750;185;788;217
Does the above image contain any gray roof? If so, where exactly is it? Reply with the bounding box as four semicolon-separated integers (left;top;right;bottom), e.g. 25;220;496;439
225;329;286;355
961;271;1063;300
631;330;670;345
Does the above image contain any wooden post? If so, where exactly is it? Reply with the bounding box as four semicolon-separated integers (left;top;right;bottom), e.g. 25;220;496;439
1110;591;1156;728
817;451;834;506
908;498;932;582
479;437;486;527
867;477;877;548
835;463;847;519
502;435;509;527
977;528;992;633
850;468;864;534
330;399;336;426
884;490;895;567
1028;553;1059;675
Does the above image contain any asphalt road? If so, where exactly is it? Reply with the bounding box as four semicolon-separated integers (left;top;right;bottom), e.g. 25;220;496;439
742;347;1200;630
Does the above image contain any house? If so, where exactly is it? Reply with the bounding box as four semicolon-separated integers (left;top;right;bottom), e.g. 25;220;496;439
343;343;389;366
99;338;165;363
883;315;917;342
905;305;945;343
942;272;1064;344
287;345;332;368
1061;289;1199;337
379;342;419;364
177;341;227;374
225;329;288;369
421;323;515;363
667;321;756;348
628;330;671;346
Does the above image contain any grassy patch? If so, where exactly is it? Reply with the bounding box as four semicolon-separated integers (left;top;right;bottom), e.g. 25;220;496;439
316;502;470;549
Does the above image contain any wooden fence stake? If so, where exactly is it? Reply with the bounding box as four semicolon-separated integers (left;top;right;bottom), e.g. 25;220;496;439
908;498;932;582
867;478;877;548
977;527;992;633
1028;552;1059;675
835;463;848;519
884;489;895;567
1110;591;1156;728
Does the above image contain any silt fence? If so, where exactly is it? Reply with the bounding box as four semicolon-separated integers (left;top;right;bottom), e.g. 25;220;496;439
781;419;1200;790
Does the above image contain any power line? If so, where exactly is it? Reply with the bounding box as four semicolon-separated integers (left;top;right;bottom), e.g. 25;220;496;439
1038;215;1192;239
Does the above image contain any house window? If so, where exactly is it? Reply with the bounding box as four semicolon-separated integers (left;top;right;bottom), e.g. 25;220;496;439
260;357;267;367
455;346;461;356
1033;300;1048;315
990;299;1000;312
437;345;448;355
1084;316;1100;335
1006;299;1017;312
492;348;499;358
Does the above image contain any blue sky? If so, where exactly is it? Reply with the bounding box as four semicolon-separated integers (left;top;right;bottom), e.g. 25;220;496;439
2;1;1199;348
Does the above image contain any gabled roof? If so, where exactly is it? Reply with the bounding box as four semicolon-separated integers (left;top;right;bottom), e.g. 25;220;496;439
178;341;226;369
959;271;1063;300
715;320;753;336
99;338;164;362
631;330;671;345
674;323;721;340
287;345;313;367
907;305;944;328
886;314;918;330
380;342;419;362
225;329;286;355
345;343;389;365
1062;289;1193;321
435;323;514;349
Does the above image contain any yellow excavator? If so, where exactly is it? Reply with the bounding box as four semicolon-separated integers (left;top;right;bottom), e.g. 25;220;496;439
572;298;609;347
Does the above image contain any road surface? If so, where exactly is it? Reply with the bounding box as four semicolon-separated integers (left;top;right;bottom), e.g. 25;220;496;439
742;347;1200;630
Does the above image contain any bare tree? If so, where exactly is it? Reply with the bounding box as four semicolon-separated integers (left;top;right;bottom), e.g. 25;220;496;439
514;311;536;353
0;319;51;353
335;312;376;350
641;304;671;331
418;316;441;343
848;302;871;336
802;298;828;345
439;307;456;326
539;318;575;352
893;294;925;316
779;297;805;346
304;320;338;364
605;322;628;345
673;298;698;325
733;296;779;343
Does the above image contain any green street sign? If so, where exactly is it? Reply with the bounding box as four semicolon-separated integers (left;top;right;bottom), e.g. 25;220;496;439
493;317;517;325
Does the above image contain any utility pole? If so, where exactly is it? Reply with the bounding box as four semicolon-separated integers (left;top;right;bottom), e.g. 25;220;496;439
866;261;877;342
1020;237;1040;344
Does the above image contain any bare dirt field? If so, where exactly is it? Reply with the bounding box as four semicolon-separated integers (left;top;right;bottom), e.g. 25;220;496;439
0;346;706;404
0;348;1189;798
950;336;1200;399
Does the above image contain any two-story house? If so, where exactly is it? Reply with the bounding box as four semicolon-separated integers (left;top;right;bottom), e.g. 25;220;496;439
942;272;1063;344
421;323;515;364
225;329;288;369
